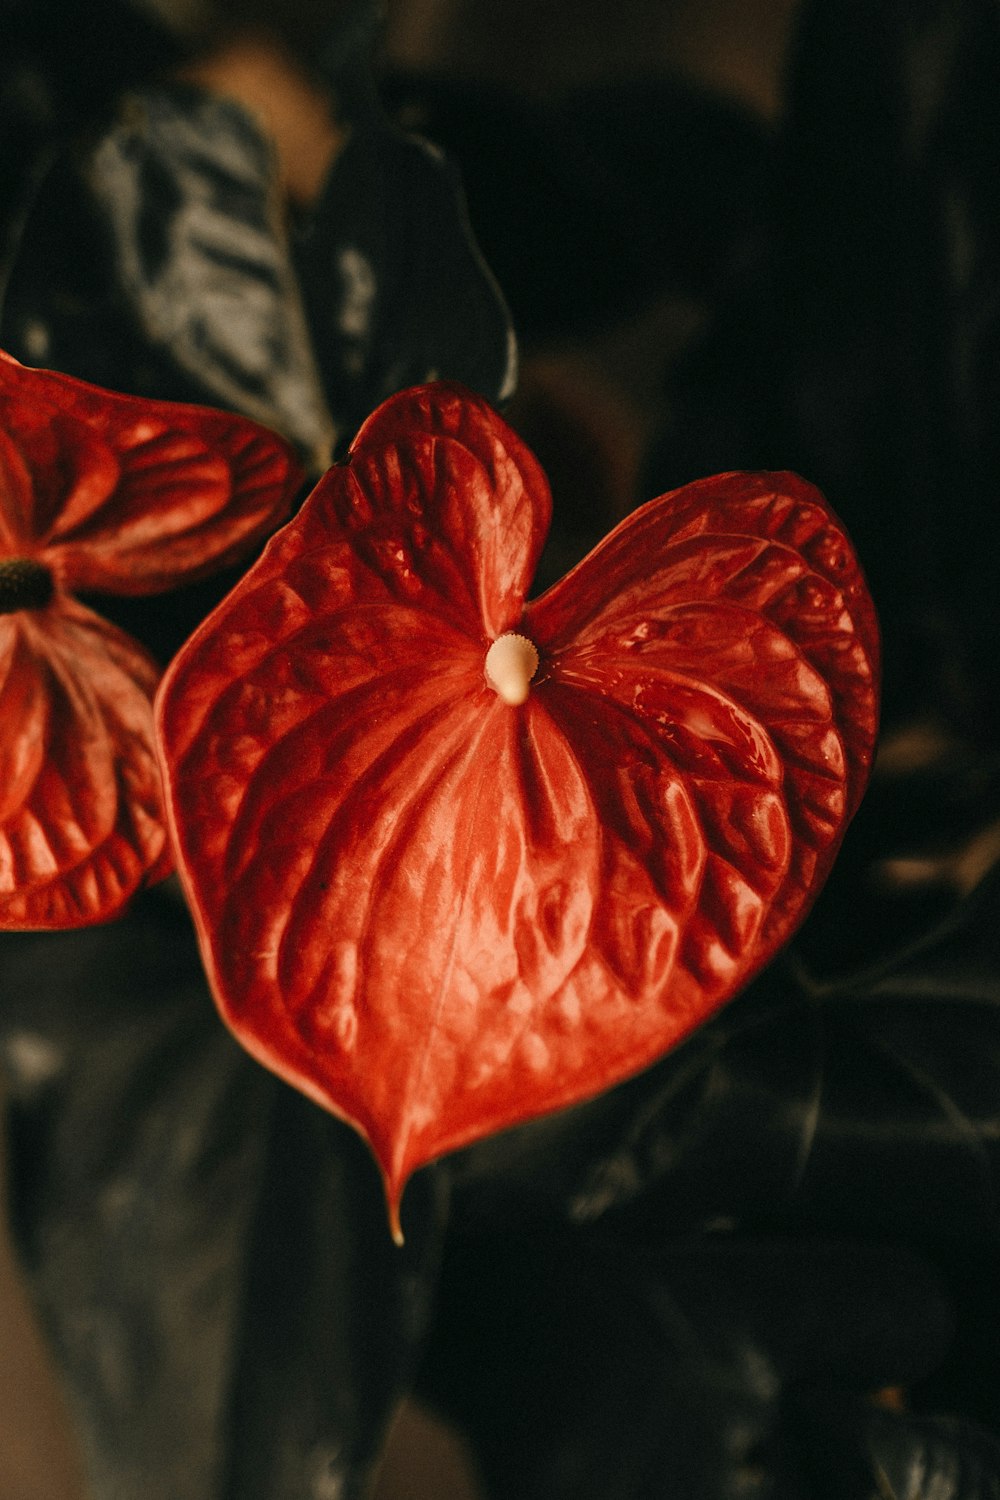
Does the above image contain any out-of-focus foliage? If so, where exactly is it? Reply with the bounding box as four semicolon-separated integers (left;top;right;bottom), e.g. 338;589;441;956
2;0;1000;1494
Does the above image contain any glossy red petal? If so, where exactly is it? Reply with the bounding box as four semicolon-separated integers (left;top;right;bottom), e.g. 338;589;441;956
0;349;303;594
530;471;878;803
156;388;879;1232
344;382;551;636
528;470;880;959
0;599;169;928
0;426;46;550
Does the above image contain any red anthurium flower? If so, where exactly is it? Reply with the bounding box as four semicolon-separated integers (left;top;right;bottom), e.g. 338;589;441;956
0;350;303;930
156;382;879;1239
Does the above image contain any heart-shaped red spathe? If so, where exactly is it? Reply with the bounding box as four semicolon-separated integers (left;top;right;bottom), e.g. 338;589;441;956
156;382;879;1237
0;349;304;929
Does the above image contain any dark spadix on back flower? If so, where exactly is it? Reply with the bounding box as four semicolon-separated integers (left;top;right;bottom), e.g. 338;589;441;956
0;350;304;929
155;382;880;1241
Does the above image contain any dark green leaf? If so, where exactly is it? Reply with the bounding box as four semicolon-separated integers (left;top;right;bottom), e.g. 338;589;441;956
293;113;517;445
0;85;336;474
0;890;445;1499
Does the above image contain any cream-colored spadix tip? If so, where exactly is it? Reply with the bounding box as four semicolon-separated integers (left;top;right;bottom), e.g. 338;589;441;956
485;632;539;706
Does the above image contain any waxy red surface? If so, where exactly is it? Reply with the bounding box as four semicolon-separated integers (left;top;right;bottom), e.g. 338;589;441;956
156;383;880;1234
0;350;303;928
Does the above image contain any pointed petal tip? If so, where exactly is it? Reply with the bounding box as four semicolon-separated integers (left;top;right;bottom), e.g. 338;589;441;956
377;1148;410;1247
384;1177;406;1248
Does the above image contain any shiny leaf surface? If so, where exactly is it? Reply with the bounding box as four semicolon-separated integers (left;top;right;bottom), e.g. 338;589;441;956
0;351;303;927
156;382;879;1226
0;86;336;475
0;77;518;480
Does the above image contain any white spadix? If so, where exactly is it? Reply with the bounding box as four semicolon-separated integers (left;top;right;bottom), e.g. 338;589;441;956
484;632;539;706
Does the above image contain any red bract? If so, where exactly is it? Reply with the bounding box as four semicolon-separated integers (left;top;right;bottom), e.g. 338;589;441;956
156;382;880;1238
0;349;303;929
